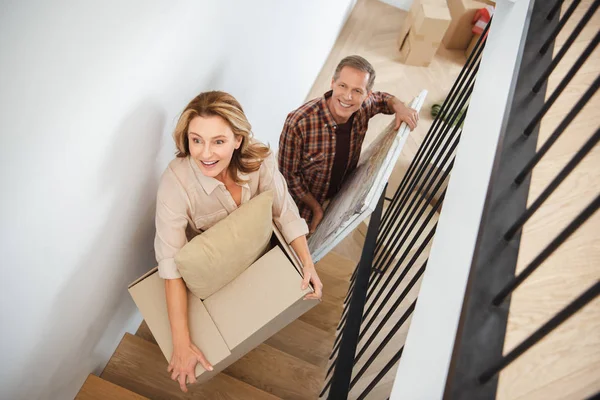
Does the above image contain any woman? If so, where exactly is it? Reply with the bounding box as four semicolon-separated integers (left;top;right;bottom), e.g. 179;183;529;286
154;91;323;393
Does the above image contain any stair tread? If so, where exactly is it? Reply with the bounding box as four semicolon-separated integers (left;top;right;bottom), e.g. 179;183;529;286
101;333;279;400
299;296;344;334
75;374;148;400
265;319;334;368
223;343;324;400
317;269;352;302
135;320;157;345
315;251;357;281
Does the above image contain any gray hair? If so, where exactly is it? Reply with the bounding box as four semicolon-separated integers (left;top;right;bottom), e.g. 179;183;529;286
333;55;376;91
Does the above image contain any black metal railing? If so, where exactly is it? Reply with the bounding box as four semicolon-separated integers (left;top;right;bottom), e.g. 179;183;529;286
320;22;491;400
445;0;600;398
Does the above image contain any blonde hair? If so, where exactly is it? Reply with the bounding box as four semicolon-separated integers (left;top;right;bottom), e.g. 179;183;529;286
173;91;270;184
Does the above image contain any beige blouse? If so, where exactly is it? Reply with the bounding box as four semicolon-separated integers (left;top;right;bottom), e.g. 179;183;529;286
155;151;309;279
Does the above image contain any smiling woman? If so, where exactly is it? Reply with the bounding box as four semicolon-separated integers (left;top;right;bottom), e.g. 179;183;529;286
155;91;324;393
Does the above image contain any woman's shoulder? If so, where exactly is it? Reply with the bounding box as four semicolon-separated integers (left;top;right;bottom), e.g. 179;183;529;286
159;157;194;190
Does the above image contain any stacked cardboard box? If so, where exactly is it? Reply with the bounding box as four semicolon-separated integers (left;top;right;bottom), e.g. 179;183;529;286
398;0;451;67
443;0;485;49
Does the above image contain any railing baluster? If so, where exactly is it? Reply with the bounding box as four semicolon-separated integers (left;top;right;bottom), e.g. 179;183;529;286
547;0;566;21
506;128;600;240
372;85;471;274
533;0;600;93
356;266;425;361
376;24;488;247
480;281;600;383
356;347;404;400
539;0;582;55
524;31;599;136
495;194;600;305
359;227;434;344
328;191;386;399
518;77;599;178
368;140;455;292
364;190;446;323
350;303;416;389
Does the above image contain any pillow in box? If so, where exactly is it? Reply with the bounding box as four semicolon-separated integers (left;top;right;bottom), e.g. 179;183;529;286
175;190;274;299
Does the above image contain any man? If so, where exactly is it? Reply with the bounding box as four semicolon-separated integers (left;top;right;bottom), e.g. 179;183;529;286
278;55;419;232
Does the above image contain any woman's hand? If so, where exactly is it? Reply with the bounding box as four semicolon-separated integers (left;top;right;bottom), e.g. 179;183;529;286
302;261;323;301
167;340;213;393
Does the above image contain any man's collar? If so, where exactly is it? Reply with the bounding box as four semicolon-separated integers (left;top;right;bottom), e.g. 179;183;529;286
319;90;341;128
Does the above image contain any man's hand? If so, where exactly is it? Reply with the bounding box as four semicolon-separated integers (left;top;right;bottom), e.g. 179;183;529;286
391;99;419;131
309;205;324;234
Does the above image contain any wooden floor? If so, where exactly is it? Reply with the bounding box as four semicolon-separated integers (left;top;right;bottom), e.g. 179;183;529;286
497;1;600;399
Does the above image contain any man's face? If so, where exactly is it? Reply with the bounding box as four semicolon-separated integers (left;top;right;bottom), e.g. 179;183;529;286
329;66;371;123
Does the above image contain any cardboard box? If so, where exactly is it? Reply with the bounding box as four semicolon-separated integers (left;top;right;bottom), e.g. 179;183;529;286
399;0;451;43
399;27;445;67
128;224;318;383
398;0;451;67
443;0;483;50
465;33;481;58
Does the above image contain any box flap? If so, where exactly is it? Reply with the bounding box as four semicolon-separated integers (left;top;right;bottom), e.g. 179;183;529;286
128;270;231;377
203;246;313;349
128;266;158;288
271;222;303;272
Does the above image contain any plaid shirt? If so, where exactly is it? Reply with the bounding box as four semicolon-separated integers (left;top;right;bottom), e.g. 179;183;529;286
278;90;394;223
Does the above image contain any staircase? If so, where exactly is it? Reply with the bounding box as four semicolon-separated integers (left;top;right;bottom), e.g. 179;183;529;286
74;248;361;400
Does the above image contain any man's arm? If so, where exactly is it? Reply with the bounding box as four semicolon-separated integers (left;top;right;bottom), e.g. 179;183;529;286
366;91;419;131
278;120;310;201
278;120;324;232
298;192;323;233
386;96;419;130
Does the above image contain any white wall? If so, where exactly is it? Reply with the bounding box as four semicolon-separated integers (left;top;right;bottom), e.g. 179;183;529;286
0;1;354;398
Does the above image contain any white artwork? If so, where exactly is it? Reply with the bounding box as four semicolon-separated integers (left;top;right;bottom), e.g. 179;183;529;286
308;90;428;262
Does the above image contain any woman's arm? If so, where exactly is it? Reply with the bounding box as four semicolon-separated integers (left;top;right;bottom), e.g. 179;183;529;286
290;234;323;301
165;278;213;393
258;152;323;300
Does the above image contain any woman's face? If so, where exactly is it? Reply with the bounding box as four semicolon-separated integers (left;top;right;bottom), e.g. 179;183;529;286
187;115;242;181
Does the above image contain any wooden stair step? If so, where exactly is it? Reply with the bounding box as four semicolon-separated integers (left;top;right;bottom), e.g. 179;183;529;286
315;251;357;281
135;320;157;345
101;333;279;400
318;270;352;301
75;374;148;400
299;296;344;334
265;319;334;368
223;343;323;400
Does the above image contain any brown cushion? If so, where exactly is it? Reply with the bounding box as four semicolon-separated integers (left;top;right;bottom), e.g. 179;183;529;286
175;190;274;299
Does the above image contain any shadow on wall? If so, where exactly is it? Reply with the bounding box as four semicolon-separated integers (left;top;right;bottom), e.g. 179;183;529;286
19;102;165;400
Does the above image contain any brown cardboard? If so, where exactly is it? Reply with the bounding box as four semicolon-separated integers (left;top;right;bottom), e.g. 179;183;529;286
412;3;451;40
204;247;311;348
443;0;483;50
399;1;450;44
128;223;318;384
399;28;442;67
128;269;231;378
398;0;450;67
465;33;481;57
